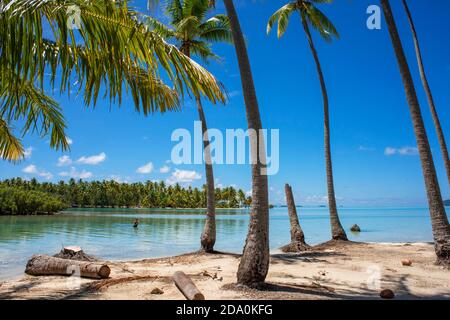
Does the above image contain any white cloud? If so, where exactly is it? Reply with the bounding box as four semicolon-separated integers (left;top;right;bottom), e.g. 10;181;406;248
22;165;53;180
304;194;329;204
137;162;154;174
159;165;170;174
57;155;72;167
384;147;397;156
358;146;375;152
23;147;33;159
23;165;37;174
77;152;106;165
398;147;419;156
59;167;93;179
228;90;241;98
39;171;53;180
108;175;130;183
302;194;344;204
166;169;201;185
66;137;73;145
385;146;418;156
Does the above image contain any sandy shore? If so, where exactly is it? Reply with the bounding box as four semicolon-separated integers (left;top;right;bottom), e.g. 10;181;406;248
1;241;449;300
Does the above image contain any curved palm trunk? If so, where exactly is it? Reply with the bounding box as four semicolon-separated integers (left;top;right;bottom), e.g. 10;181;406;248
381;0;450;264
182;46;216;253
197;96;217;253
301;17;348;241
401;0;450;187
224;0;270;287
281;184;309;252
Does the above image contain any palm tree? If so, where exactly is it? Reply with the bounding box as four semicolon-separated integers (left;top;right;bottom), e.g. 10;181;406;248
381;0;450;264
401;0;450;187
147;0;271;287
1;0;224;161
267;0;347;240
223;0;270;287
146;0;232;253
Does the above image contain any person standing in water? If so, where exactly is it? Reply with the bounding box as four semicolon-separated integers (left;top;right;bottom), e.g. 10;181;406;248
133;219;139;228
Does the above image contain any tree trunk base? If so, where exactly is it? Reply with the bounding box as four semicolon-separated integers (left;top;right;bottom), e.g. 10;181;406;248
435;241;450;266
200;234;215;254
332;232;348;241
280;242;310;253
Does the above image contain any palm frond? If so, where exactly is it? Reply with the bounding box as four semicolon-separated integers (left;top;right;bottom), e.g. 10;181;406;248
267;3;297;38
146;16;177;38
304;2;339;42
0;118;24;162
0;69;69;152
199;14;233;43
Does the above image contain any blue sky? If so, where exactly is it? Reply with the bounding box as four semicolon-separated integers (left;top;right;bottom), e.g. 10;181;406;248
1;0;450;206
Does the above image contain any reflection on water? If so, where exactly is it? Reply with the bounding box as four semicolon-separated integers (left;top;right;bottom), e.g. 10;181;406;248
0;207;448;280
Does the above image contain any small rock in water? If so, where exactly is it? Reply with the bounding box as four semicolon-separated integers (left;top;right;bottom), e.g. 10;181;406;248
350;224;361;232
380;289;395;299
151;288;164;295
401;259;413;266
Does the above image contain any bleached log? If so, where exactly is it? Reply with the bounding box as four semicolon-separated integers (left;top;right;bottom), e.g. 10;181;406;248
25;254;110;279
173;271;205;300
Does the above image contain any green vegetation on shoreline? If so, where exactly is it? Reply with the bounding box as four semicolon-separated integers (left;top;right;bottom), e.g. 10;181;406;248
0;178;251;214
0;186;67;215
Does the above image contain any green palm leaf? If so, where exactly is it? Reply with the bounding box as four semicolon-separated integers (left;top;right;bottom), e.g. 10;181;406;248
1;0;225;160
267;0;338;42
0;118;24;162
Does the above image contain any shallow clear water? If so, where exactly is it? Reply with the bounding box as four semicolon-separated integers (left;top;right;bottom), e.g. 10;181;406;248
0;207;449;280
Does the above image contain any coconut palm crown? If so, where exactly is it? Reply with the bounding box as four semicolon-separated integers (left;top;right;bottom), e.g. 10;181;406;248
146;0;232;61
267;0;339;41
0;0;225;162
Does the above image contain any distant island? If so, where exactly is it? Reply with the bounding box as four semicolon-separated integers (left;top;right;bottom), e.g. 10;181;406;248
445;199;450;206
0;178;252;215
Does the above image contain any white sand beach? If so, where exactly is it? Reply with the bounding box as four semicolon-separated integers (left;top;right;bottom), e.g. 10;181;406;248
1;241;449;300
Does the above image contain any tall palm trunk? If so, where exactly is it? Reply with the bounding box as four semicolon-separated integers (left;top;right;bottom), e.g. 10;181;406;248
182;46;217;253
381;0;450;264
197;96;217;253
401;0;450;187
301;17;347;241
224;0;270;286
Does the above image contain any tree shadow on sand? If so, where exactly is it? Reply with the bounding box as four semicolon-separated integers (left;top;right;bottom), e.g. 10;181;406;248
223;273;450;300
0;280;93;300
270;251;347;265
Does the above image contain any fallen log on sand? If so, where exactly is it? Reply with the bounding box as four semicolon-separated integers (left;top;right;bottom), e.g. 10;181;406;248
173;271;205;300
25;255;110;279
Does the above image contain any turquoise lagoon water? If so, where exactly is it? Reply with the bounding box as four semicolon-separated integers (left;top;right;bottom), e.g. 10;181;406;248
0;206;449;280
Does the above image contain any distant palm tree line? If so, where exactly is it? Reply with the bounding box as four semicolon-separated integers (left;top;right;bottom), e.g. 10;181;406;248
1;0;449;286
0;178;251;210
